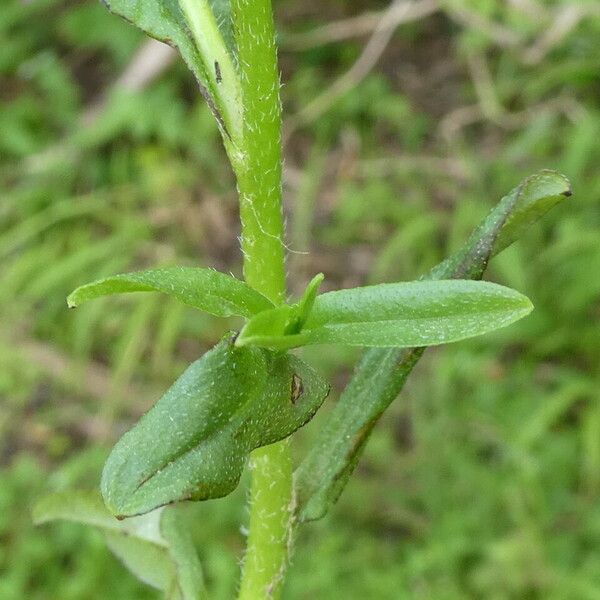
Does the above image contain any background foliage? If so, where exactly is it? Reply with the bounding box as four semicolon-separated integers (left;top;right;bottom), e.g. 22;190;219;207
1;0;599;597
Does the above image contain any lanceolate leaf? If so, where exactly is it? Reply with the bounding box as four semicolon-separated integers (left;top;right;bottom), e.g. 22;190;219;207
232;273;325;347
101;0;241;140
295;170;572;522
236;280;533;350
67;267;273;318
33;491;205;599
293;272;325;332
429;169;572;280
178;0;242;138
492;169;572;256
159;508;206;600
102;334;329;517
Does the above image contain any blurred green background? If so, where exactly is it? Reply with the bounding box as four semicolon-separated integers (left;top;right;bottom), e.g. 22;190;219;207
1;0;600;598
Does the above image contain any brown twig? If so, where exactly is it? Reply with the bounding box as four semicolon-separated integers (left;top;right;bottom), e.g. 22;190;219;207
282;0;439;50
522;4;590;65
285;0;439;140
438;95;587;142
83;39;177;125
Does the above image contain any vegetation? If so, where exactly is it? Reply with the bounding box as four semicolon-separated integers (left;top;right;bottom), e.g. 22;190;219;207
2;0;599;598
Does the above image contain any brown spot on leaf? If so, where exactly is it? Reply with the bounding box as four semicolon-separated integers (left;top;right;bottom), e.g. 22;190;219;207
291;374;303;404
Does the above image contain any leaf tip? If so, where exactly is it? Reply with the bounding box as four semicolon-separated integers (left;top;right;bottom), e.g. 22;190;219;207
513;293;534;320
526;297;535;312
100;489;129;520
312;272;325;286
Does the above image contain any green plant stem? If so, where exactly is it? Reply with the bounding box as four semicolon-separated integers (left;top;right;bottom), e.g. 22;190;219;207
232;0;286;302
239;441;293;599
231;0;291;597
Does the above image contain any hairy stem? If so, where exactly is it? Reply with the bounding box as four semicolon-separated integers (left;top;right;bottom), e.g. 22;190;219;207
233;0;286;302
231;0;291;598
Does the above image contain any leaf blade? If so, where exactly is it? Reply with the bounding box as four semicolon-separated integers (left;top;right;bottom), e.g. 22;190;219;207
101;0;241;140
67;267;273;318
293;272;325;332
295;169;571;522
305;279;533;347
102;334;329;517
238;280;533;349
492;169;571;255
33;491;206;599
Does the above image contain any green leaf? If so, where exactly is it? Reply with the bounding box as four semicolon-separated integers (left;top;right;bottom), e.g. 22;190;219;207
295;170;572;521
160;508;206;600
33;491;205;599
236;304;307;348
492;169;572;255
101;0;242;140
229;273;325;348
177;0;242;138
292;272;325;333
67;267;273;318
237;280;533;350
102;334;329;517
428;169;572;280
